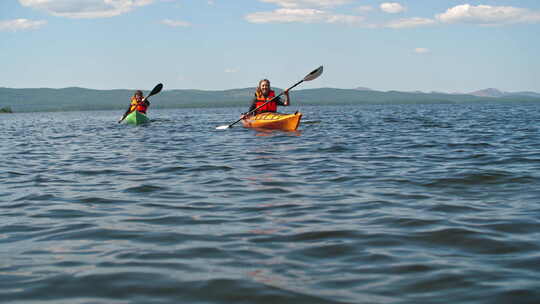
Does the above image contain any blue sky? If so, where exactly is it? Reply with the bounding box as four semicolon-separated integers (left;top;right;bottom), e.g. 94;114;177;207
1;0;539;93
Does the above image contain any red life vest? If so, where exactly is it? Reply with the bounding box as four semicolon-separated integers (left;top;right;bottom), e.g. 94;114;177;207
254;90;277;113
130;97;148;114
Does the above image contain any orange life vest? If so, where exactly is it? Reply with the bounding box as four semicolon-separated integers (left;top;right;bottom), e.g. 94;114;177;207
254;90;277;113
130;97;148;114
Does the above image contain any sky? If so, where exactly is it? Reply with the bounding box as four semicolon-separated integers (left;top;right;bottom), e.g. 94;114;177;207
1;0;539;93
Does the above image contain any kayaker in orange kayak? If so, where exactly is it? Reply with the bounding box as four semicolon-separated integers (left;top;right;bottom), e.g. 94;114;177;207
118;90;150;123
241;79;290;118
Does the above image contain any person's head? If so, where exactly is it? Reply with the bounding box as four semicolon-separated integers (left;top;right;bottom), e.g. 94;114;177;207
134;90;143;100
257;79;271;97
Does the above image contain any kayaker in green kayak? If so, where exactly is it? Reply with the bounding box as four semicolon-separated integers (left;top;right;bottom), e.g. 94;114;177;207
119;90;150;123
241;79;290;119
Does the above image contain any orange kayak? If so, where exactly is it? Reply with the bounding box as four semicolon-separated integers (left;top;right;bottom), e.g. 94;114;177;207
242;112;302;131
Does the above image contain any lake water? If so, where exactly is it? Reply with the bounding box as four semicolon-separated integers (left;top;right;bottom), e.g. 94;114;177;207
1;104;540;303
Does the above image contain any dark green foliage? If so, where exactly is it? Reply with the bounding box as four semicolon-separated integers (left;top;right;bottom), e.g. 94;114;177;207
0;106;13;113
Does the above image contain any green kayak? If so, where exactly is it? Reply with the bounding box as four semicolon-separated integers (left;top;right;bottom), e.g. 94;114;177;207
124;110;149;125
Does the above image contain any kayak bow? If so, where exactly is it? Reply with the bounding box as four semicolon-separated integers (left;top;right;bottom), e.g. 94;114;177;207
123;110;149;125
241;112;302;131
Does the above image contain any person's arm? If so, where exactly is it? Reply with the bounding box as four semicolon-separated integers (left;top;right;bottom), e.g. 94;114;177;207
241;98;257;119
277;89;290;106
247;98;257;113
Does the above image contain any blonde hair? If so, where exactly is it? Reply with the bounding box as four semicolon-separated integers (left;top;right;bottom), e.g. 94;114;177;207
255;79;270;98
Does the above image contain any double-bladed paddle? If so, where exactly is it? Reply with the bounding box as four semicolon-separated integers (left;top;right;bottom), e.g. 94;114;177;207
118;83;163;123
216;66;323;130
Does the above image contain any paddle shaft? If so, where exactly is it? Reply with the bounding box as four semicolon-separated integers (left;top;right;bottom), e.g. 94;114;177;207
226;79;303;128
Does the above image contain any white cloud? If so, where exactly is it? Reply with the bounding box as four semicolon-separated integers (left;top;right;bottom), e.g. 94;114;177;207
259;0;353;9
385;17;435;28
161;19;191;27
0;18;47;31
355;6;373;13
414;48;430;54
436;4;540;25
18;0;155;19
248;0;362;24
380;2;406;14
326;14;363;24
225;68;239;73
246;8;362;24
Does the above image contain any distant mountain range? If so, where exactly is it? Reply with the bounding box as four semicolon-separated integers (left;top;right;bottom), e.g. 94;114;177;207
468;88;540;98
358;86;540;98
354;87;374;91
1;86;539;112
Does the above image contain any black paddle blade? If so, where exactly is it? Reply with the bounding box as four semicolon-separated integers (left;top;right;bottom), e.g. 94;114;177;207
149;83;163;97
304;66;323;82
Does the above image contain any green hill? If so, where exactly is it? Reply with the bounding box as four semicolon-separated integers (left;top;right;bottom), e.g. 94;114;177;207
1;87;539;113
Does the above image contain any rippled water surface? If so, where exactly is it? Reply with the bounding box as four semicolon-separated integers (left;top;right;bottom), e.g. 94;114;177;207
2;104;540;303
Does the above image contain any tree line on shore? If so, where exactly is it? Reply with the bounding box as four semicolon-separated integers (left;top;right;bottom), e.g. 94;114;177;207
1;87;539;113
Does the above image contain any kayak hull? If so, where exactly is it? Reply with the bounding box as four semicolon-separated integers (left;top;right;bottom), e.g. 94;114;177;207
242;112;302;131
124;111;149;125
